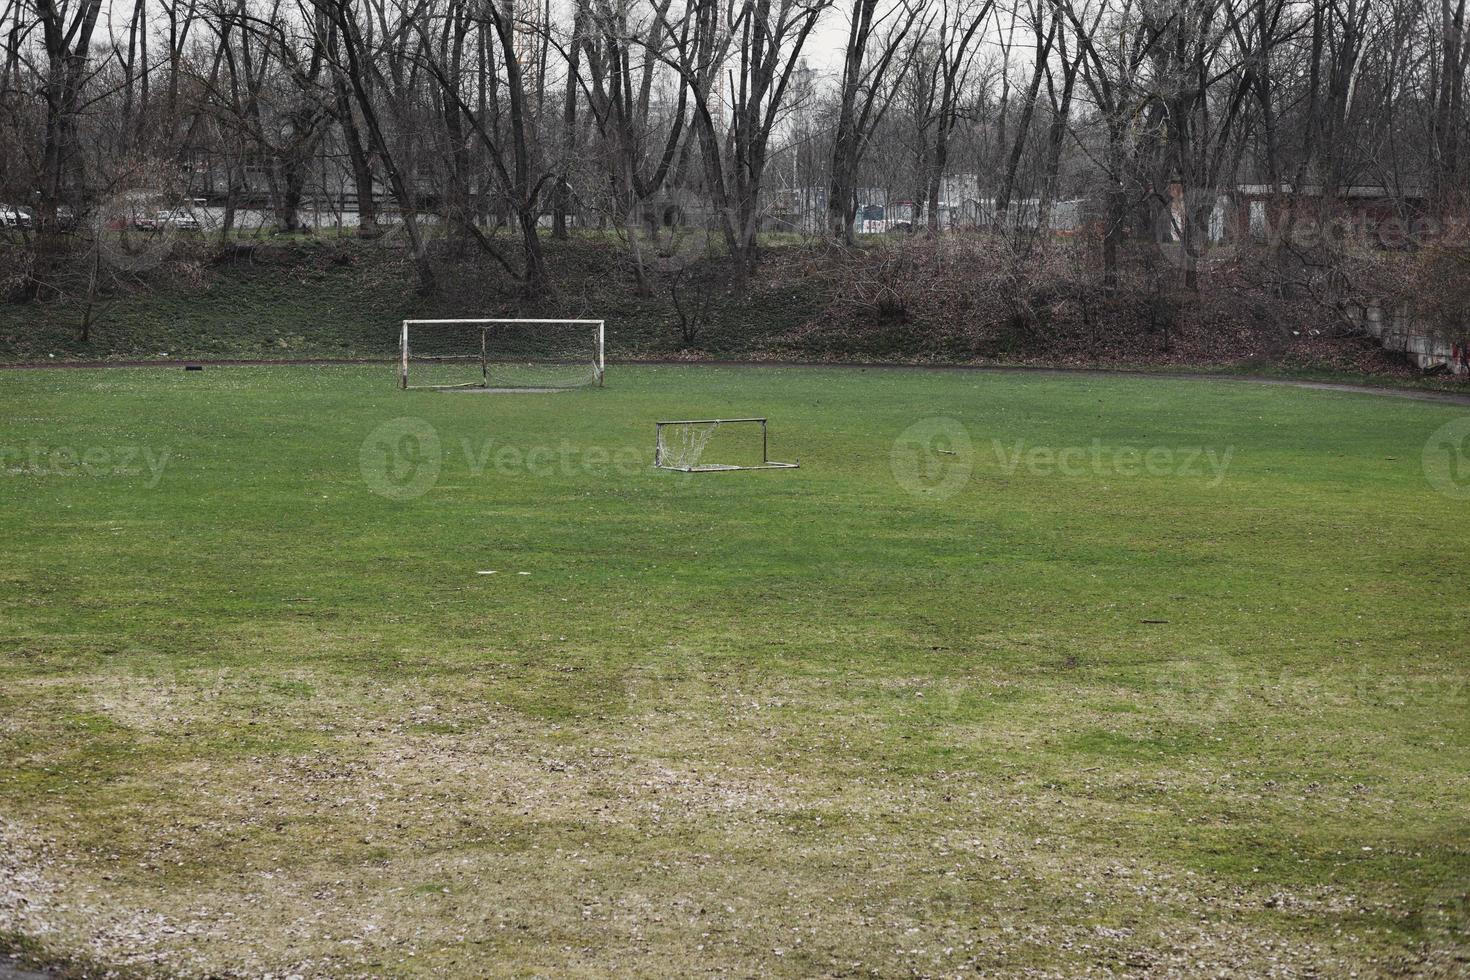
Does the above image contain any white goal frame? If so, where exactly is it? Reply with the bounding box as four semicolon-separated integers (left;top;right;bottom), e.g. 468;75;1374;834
399;318;605;390
654;418;799;472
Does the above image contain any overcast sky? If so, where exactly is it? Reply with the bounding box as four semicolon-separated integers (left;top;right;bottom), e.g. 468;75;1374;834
87;0;1026;86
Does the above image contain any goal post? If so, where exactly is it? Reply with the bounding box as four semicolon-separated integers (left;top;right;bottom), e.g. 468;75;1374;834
399;318;605;390
654;418;799;472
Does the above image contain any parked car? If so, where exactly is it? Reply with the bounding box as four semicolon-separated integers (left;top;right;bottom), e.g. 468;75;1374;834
0;204;33;229
135;208;200;232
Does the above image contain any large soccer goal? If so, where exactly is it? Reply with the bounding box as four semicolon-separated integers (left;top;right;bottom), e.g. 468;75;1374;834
399;319;605;390
654;418;799;472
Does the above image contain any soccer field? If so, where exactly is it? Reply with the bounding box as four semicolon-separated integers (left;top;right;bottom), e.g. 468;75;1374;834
1;364;1467;977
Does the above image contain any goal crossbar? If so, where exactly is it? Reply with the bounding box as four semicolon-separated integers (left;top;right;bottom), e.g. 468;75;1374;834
400;318;605;390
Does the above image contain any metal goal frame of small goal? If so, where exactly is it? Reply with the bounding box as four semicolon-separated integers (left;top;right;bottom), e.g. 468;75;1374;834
653;417;800;472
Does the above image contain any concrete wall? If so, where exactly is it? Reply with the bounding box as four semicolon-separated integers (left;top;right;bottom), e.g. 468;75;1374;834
1347;301;1470;375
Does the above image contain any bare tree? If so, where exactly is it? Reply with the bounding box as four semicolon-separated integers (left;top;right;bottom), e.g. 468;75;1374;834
918;0;996;234
995;0;1053;226
1054;0;1157;286
35;0;106;230
578;0;690;291
658;0;832;281
826;0;928;243
319;0;436;292
409;0;554;294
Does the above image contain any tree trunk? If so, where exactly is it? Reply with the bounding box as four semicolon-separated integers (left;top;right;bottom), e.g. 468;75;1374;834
825;0;874;245
553;0;587;239
996;16;1054;228
492;0;549;294
334;73;378;238
328;0;435;292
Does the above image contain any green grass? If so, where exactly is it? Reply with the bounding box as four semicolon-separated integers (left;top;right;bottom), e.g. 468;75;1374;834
1;364;1467;977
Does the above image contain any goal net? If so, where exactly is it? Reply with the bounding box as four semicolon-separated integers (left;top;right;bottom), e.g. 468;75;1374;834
400;319;605;390
654;418;799;472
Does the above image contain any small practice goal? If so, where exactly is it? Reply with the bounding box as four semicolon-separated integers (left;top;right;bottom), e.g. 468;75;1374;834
399;319;605;390
654;418;799;472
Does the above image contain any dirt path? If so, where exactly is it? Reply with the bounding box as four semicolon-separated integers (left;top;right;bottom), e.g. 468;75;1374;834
4;356;1470;406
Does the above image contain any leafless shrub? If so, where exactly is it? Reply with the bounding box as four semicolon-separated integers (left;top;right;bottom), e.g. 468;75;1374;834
668;266;718;348
1410;246;1470;345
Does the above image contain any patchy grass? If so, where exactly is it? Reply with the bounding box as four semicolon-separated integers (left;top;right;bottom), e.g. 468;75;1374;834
1;364;1468;977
